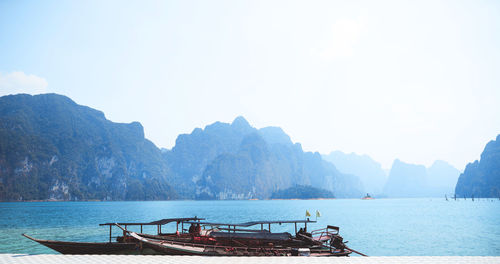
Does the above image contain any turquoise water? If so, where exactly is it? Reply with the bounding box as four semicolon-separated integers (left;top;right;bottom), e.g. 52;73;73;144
0;198;499;256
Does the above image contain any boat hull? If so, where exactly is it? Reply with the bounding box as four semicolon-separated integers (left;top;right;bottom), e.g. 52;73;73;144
22;234;162;255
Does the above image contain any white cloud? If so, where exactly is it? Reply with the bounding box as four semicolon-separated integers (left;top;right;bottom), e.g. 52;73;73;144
0;71;48;96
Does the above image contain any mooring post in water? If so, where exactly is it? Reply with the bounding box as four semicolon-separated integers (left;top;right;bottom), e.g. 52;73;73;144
472;194;474;202
445;194;448;201
454;193;457;201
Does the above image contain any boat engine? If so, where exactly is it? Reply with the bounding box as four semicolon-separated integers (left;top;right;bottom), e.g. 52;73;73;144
330;235;345;252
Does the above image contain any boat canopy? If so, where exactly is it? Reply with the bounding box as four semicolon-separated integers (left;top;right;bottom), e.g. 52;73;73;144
209;231;293;241
99;217;205;226
183;219;316;227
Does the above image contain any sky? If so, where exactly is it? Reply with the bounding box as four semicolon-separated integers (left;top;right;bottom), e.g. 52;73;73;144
1;0;499;170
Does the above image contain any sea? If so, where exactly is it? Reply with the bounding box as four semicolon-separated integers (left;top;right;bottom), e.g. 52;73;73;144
0;198;499;256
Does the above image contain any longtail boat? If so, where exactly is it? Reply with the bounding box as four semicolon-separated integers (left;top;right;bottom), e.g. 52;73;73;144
23;217;204;255
113;219;356;256
22;234;140;255
23;217;364;256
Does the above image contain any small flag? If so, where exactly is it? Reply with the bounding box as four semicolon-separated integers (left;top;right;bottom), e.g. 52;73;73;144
316;210;321;217
305;210;311;217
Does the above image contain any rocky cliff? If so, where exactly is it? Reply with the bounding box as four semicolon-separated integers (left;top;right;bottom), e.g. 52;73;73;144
455;134;500;197
0;94;176;201
383;159;427;197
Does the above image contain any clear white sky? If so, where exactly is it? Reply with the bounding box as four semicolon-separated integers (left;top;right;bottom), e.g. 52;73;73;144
1;0;499;170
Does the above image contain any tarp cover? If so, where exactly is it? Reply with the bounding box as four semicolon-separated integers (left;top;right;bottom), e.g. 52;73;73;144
209;231;292;241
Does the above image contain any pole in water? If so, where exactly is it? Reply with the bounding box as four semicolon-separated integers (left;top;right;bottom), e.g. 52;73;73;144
445;194;448;201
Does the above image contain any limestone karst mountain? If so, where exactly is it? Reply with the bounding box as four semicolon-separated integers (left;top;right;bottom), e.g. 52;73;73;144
455;134;500;197
0;94;365;201
165;117;364;199
0;94;176;201
383;159;460;197
322;151;387;195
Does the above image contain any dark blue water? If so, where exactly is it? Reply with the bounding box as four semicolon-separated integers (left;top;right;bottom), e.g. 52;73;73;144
0;198;499;256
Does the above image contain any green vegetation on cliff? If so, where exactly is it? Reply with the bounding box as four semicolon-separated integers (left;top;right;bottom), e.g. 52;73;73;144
167;117;364;199
0;94;365;201
271;185;334;199
0;94;176;201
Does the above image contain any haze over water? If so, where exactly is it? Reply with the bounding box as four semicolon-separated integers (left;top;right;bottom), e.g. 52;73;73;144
1;198;499;256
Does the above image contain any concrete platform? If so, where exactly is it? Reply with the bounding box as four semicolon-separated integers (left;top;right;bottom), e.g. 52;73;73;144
0;255;499;264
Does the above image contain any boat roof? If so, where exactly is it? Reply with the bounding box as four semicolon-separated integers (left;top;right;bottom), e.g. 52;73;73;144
99;217;205;226
183;219;316;227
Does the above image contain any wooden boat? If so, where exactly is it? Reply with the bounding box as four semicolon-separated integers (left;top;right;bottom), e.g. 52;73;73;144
24;217;364;256
23;217;204;255
22;234;141;255
124;229;351;256
114;220;355;256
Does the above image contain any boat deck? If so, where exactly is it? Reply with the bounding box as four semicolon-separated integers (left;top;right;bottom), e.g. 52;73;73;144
0;254;498;264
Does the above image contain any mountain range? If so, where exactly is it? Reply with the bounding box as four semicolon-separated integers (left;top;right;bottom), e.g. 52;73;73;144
1;93;493;200
164;117;364;199
0;94;364;201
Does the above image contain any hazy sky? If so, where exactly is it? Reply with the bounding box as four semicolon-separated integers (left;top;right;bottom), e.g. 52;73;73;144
1;0;499;170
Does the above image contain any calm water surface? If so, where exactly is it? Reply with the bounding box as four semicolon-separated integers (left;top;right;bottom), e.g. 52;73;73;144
0;198;499;256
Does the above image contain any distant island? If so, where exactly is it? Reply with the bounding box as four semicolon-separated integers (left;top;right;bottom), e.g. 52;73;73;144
270;185;335;199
